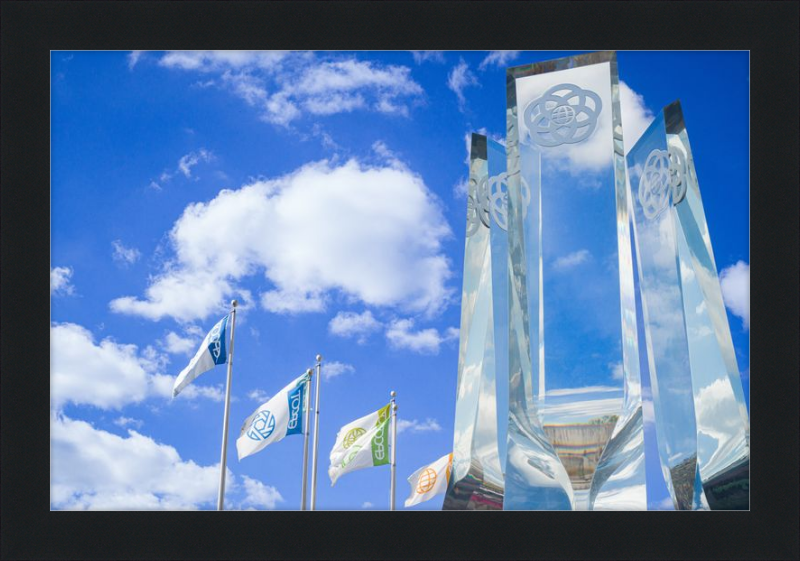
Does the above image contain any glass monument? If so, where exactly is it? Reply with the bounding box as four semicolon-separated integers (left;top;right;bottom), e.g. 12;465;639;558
627;100;750;510
504;51;645;510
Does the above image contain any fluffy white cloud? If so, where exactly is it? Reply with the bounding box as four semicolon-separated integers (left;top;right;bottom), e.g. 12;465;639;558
361;501;374;508
447;59;478;109
385;318;458;354
51;266;75;296
113;416;143;429
410;51;445;64
610;362;624;381
719;261;749;330
150;149;214;189
51;322;221;410
328;310;382;343
127;50;143;70
247;389;270;402
157;52;424;126
478;51;520;70
396;418;442;434
553;249;591;271
240;475;283;510
111;158;454;322
619;81;654;150
162;330;199;355
321;361;355;381
51;413;281;510
112;240;141;266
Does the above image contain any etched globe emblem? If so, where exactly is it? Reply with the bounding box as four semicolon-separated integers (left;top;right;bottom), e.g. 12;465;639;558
639;149;672;220
551;104;575;126
416;468;437;494
343;427;366;449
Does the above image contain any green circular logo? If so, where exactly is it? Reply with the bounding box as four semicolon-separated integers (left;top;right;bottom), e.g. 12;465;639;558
343;427;366;449
342;445;362;468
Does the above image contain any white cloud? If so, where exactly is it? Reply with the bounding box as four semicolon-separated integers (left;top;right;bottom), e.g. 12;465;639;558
240;475;283;510
361;501;374;508
51;322;222;410
328;310;382;343
619;81;655;151
396;418;442;434
162;330;198;355
553;249;591;271
453;177;469;199
447;59;478;110
321;361;355;381
385;318;458;354
411;51;445;64
649;496;675;510
127;51;143;70
178;149;214;178
112;240;141;266
151;149;214;189
51;413;280;510
111;158;454;322
113;416;144;429
610;362;624;380
51;266;75;296
159;52;424;126
478;51;520;70
247;389;270;403
719;261;749;330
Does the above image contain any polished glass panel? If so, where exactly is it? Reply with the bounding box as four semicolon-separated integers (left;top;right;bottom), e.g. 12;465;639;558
667;102;750;509
443;134;504;510
505;51;645;510
628;101;749;510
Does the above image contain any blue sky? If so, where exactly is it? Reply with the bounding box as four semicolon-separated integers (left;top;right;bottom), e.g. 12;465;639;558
50;50;749;511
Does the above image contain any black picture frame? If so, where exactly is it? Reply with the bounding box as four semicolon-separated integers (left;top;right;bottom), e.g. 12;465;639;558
2;1;798;559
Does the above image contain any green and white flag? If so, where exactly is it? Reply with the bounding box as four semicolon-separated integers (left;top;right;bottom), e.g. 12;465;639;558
328;403;391;486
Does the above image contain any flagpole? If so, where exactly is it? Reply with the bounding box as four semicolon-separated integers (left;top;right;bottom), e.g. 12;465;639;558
300;367;313;510
216;300;238;511
310;354;323;510
390;390;397;511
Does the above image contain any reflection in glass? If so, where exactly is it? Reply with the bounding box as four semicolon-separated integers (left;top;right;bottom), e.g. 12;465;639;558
505;51;642;509
628;101;749;510
443;134;504;510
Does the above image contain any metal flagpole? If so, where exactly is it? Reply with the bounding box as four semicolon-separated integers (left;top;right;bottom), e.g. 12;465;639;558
216;300;238;511
390;391;397;511
309;354;323;510
300;367;313;510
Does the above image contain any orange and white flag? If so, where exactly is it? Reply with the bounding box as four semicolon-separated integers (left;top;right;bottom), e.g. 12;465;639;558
404;452;452;508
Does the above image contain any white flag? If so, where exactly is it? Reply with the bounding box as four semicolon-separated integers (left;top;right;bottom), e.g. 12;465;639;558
237;372;310;461
404;453;453;508
328;403;391;486
172;315;229;398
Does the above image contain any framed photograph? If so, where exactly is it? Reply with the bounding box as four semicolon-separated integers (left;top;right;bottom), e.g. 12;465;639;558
1;1;797;559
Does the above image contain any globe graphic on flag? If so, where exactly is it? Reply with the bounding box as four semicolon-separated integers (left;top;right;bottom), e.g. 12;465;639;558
343;427;366;448
416;468;437;494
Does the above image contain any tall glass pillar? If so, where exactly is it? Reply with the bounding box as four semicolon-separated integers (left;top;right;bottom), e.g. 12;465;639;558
443;134;504;510
505;51;644;509
628;101;749;510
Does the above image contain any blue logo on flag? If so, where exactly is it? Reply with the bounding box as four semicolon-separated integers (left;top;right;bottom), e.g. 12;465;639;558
207;316;228;365
246;410;276;441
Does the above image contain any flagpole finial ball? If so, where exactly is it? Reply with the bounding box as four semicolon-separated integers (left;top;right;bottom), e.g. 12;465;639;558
231;300;238;308
316;354;323;362
390;390;396;398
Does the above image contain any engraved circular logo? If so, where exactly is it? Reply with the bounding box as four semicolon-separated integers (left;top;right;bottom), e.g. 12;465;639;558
638;149;672;220
465;193;480;237
343;427;366;449
524;83;602;147
416;468;437;494
668;146;687;204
